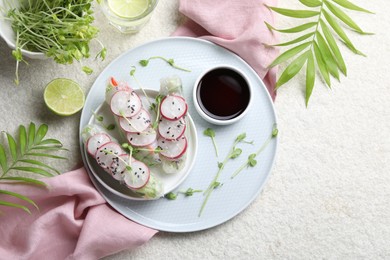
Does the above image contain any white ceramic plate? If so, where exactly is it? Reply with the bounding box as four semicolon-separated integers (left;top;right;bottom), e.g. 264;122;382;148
79;37;278;232
83;89;198;200
0;0;46;59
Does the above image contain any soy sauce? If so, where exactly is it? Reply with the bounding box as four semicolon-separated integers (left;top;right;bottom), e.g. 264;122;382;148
196;68;250;120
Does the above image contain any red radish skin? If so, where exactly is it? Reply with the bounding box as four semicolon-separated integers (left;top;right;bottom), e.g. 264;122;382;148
160;95;188;121
123;160;151;189
105;79;133;104
110;90;142;117
95;142;124;170
158;117;186;140
126;127;157;147
119;108;151;133
157;136;188;160
86;133;111;157
109;154;133;181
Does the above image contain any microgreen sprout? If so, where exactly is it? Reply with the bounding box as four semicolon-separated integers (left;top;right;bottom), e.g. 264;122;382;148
82;66;93;75
231;125;278;179
129;66;151;106
199;133;250;216
92;111;116;131
6;0;105;84
204;128;219;157
164;192;177;200
164;188;202;200
150;95;164;129
139;56;191;72
179;188;203;197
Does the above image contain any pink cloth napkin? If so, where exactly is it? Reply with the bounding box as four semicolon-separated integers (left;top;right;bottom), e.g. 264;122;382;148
0;168;157;259
172;0;279;100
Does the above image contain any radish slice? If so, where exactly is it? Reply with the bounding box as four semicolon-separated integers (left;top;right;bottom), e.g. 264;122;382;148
160;95;188;121
109;154;135;181
158;117;186;140
119;108;151;133
123;160;150;189
86;133;111;157
110;90;142;117
95;142;124;170
126;127;157;147
105;78;133;104
157;136;188;160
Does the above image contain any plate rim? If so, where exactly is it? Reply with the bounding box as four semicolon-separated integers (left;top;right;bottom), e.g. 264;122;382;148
83;89;198;201
79;36;279;232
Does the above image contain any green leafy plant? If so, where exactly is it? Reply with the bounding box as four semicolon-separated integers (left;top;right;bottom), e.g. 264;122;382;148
203;128;219;157
199;133;250;216
139;56;192;72
0;123;66;214
4;0;105;84
231;125;278;179
265;0;373;106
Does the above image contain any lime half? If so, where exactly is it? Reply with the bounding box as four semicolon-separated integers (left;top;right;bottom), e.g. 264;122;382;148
108;0;149;18
44;78;85;116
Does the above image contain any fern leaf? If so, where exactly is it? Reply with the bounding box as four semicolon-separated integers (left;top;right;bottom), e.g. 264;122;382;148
315;31;340;80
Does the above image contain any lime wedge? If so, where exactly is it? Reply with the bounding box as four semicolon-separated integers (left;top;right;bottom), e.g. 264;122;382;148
44;78;85;116
108;0;149;18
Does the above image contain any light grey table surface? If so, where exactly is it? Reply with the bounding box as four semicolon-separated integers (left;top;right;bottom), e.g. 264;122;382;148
0;0;389;259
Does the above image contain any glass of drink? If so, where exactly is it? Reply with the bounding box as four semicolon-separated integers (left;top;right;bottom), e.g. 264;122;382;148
99;0;159;33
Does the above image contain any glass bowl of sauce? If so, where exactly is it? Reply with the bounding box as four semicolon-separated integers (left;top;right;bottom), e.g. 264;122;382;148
193;65;252;125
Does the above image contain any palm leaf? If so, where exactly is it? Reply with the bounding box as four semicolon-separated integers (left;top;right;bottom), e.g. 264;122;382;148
265;22;317;33
11;166;54;177
266;0;372;105
34;124;48;145
0;200;31;214
19;159;60;175
1;176;46;186
25;152;67;160
19;125;27;156
320;19;347;75
313;42;331;87
299;0;322;7
0;123;65;214
0;189;38;210
27;122;36;149
322;10;364;55
276;51;310;88
324;0;369;34
268;42;311;68
316;31;340;80
0;144;8;173
305;52;316;107
267;32;315;47
330;0;374;13
6;133;17;162
266;6;320;18
39;139;63;146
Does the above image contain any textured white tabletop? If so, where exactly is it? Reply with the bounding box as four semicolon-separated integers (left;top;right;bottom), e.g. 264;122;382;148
0;0;389;259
